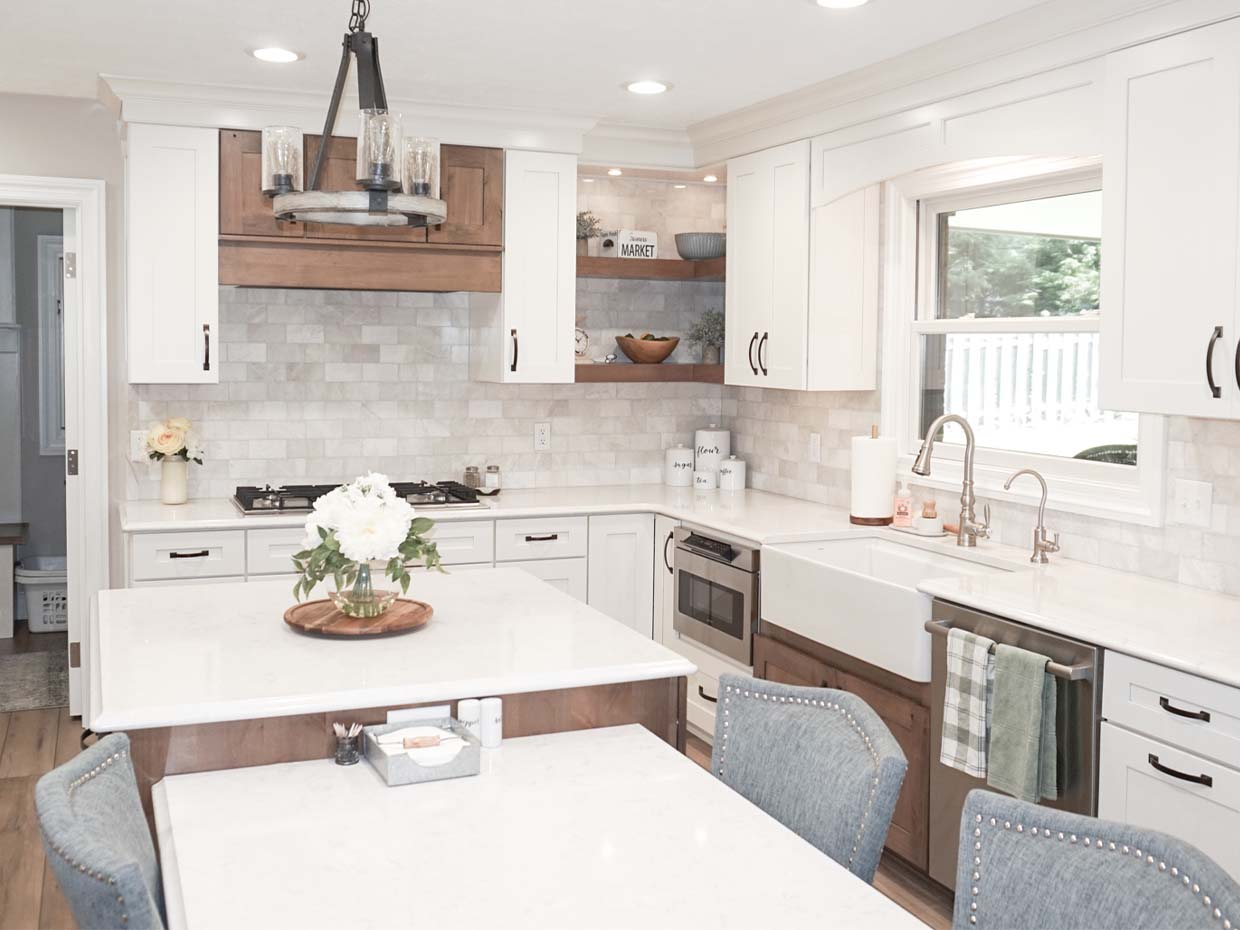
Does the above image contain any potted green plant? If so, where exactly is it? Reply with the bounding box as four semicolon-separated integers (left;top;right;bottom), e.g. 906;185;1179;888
576;211;601;256
686;309;726;365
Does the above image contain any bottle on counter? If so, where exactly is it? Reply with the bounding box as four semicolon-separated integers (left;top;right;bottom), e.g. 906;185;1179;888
463;466;481;489
893;479;913;528
485;465;501;490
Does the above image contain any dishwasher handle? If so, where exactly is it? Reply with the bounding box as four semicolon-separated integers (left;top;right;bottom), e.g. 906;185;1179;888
923;618;1094;681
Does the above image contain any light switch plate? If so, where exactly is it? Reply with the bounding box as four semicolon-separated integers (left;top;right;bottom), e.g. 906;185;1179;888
534;421;551;451
130;430;148;462
808;432;822;464
1173;478;1213;528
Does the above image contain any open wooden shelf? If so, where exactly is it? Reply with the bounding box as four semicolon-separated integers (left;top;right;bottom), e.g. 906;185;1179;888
576;255;724;282
574;363;723;384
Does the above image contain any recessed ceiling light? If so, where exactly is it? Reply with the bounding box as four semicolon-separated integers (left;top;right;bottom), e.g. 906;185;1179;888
608;168;623;176
625;80;670;95
673;183;687;189
582;178;595;184
250;47;303;63
702;174;718;183
815;0;870;7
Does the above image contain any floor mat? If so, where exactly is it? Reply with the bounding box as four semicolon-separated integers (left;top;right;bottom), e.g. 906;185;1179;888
0;651;69;712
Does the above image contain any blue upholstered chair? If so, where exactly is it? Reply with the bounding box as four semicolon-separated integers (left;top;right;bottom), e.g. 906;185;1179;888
710;673;908;883
956;789;1240;930
35;733;166;930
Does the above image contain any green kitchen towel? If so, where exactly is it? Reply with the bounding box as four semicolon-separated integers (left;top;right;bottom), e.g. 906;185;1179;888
986;644;1058;803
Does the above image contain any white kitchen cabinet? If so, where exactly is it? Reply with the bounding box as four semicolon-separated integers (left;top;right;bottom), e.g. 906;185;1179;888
126;124;219;384
246;527;306;576
495;516;587;561
725;140;810;390
1099;722;1240;879
1101;19;1240;417
807;185;879;391
653;515;678;646
470;150;575;384
508;557;587;602
423;520;495;566
129;530;245;582
587;513;654;638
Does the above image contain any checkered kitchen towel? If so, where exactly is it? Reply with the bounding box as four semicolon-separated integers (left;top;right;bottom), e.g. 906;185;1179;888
940;628;996;778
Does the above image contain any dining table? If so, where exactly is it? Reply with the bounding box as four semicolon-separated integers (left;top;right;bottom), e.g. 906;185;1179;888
152;723;930;929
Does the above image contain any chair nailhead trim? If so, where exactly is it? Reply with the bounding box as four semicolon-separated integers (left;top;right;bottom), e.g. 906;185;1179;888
970;808;1233;929
716;683;884;872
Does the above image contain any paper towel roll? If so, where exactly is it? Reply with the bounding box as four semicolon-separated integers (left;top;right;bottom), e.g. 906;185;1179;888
850;433;897;525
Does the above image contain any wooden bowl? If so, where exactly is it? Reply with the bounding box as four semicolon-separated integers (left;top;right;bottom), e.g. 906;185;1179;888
615;335;679;364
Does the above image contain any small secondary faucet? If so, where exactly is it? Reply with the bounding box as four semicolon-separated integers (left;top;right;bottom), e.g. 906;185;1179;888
911;414;990;548
1004;468;1061;564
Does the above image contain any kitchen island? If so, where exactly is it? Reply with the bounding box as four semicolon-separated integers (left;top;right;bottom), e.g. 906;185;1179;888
88;568;694;813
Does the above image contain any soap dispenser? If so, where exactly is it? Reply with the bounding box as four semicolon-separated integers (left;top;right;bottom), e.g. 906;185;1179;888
893;479;913;528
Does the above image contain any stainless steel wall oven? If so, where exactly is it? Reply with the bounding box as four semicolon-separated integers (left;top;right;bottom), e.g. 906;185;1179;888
672;527;759;665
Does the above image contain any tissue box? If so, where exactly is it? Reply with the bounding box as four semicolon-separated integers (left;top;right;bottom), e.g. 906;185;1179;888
362;718;481;787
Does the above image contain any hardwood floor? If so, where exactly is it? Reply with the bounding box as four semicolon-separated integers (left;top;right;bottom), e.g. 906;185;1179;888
684;733;954;930
0;705;81;930
0;621;67;659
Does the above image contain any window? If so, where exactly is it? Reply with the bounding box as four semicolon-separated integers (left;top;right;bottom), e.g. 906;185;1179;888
882;161;1165;525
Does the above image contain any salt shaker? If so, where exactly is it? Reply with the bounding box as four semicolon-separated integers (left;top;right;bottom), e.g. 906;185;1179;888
480;697;503;748
457;698;481;740
485;465;501;490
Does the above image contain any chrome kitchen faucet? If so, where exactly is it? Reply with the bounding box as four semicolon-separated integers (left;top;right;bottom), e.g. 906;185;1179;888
1004;467;1061;564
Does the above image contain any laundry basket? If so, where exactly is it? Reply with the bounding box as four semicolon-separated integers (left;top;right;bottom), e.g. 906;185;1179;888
15;557;68;633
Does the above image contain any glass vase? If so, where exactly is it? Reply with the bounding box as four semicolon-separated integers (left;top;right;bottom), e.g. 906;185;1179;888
329;561;399;618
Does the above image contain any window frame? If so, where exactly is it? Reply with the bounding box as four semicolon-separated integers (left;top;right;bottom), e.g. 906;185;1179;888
880;157;1166;527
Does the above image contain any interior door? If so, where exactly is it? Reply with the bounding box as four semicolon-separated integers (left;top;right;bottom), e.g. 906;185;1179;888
1100;20;1240;417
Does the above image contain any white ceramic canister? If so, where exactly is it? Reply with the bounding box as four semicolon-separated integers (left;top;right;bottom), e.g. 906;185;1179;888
693;469;718;490
718;455;747;491
694;424;731;474
480;697;503;748
664;445;694;487
457;698;481;740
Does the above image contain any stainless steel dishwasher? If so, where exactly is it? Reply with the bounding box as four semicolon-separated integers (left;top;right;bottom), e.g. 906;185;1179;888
927;599;1102;888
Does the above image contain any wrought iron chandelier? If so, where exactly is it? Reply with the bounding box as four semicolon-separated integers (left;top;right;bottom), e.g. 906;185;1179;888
260;0;447;228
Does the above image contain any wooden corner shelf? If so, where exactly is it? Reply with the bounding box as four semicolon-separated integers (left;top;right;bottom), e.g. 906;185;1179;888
574;363;723;384
576;256;724;282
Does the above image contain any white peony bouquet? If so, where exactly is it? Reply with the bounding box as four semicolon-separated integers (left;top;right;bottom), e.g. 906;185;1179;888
144;417;205;464
292;472;443;603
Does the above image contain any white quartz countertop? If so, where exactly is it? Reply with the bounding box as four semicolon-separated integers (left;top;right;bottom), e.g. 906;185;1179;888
920;563;1240;690
89;568;695;731
120;484;857;544
153;725;927;930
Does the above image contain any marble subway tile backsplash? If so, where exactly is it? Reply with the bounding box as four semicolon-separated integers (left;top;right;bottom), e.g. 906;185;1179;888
126;287;723;501
577;277;722;363
577;176;725;255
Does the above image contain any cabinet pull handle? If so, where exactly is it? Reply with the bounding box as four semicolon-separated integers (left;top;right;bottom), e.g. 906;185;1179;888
757;332;769;376
1159;696;1211;722
203;324;211;371
510;329;518;372
1206;326;1223;398
747;332;758;375
698;685;718;704
1234;333;1240;392
663;530;674;574
169;550;210;560
1148;753;1213;787
524;533;559;542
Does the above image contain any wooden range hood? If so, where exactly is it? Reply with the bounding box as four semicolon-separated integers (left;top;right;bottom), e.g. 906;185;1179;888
218;130;503;292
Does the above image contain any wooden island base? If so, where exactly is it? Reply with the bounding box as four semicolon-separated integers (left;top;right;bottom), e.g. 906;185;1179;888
124;677;688;819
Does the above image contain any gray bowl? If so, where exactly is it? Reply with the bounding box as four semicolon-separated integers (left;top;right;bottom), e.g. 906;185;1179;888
675;232;726;261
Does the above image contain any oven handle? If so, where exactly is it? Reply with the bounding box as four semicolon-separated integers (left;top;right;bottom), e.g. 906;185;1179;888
698;685;718;704
923;619;1094;681
676;541;741;566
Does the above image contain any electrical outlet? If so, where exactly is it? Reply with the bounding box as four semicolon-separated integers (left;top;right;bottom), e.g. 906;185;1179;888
1173;478;1213;528
534;421;551;451
808;432;822;464
130;430;148;462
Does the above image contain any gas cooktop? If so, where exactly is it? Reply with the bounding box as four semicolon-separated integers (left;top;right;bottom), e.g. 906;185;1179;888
231;481;489;515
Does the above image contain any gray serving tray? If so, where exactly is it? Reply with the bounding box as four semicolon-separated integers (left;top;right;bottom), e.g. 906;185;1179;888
363;718;481;787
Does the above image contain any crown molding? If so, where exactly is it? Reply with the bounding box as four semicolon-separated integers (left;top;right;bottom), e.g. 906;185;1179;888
101;75;599;153
579;122;696;169
687;0;1240;163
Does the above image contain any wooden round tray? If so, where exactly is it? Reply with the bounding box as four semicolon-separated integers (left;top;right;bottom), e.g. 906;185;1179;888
283;598;433;637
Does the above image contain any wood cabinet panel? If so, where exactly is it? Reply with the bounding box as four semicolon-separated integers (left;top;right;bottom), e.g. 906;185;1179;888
428;145;503;246
754;633;831;688
303;135;428;243
219;130;305;239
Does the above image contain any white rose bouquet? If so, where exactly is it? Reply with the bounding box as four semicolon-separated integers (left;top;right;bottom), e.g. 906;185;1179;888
144;417;205;464
292;472;443;612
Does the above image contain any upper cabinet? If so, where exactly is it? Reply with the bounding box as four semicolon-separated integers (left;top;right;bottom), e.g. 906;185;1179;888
217;130;503;292
469;150;576;384
725;140;878;392
127;124;219;384
1101;19;1240;418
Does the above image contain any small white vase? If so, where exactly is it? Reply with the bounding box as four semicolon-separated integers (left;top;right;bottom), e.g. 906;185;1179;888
160;458;189;505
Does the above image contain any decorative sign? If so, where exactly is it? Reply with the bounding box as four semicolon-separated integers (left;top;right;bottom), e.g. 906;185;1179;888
617;229;658;259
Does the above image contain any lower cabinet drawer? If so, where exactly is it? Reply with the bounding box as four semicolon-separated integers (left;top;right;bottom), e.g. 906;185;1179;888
687;667;721;742
424;520;495;566
247;527;306;576
495;516;587;561
1099;721;1240;879
508;558;587;602
130;531;246;581
129;575;245;588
